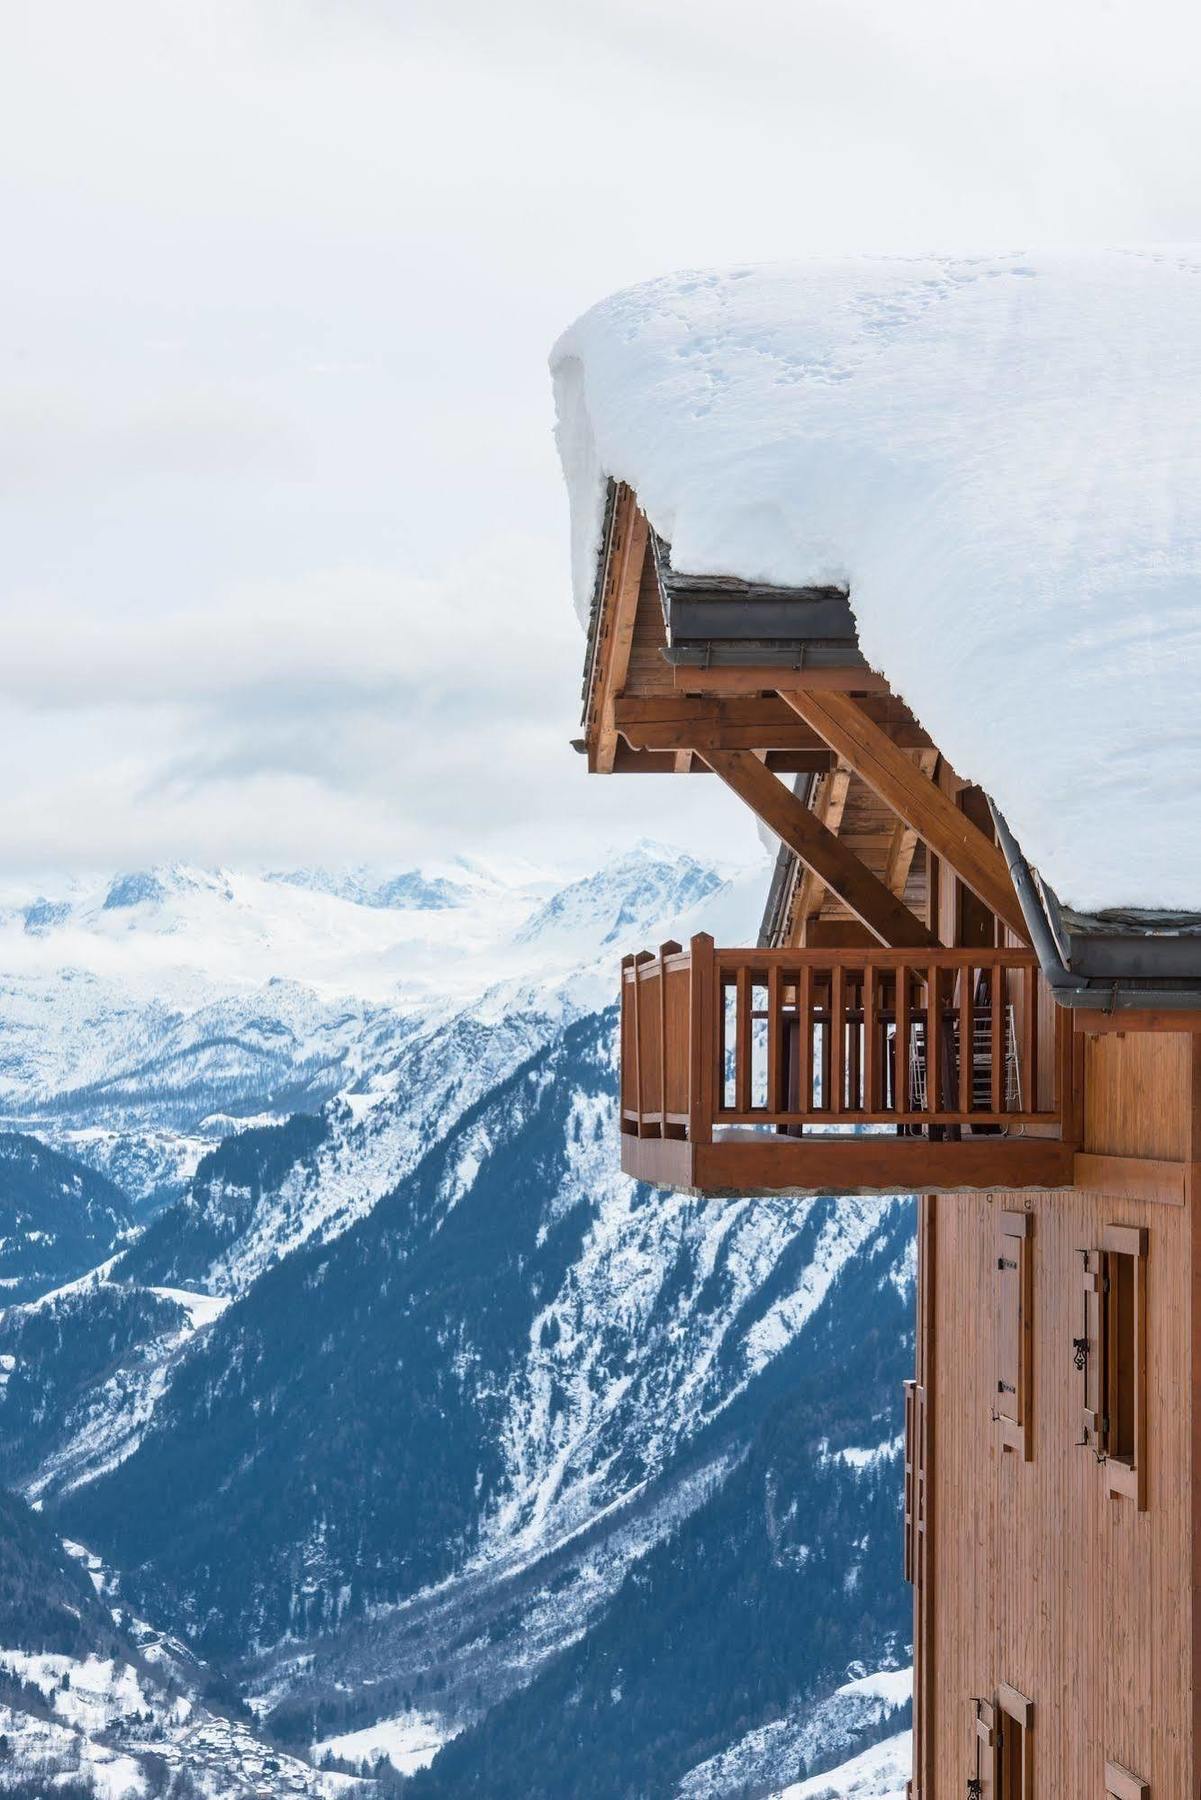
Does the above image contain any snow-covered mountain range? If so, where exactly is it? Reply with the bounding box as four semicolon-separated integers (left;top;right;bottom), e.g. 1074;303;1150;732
0;846;913;1798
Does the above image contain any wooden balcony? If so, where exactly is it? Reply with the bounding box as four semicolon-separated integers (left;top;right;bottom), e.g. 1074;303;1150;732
619;935;1074;1196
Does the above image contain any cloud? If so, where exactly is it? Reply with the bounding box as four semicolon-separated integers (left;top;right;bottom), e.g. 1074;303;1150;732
0;533;766;873
0;0;1197;874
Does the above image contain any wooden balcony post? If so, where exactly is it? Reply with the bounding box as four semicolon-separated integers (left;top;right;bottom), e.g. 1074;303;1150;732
619;953;634;1133
689;933;716;1146
864;965;879;1113
631;949;654;1137
658;940;681;1134
990;958;1005;1113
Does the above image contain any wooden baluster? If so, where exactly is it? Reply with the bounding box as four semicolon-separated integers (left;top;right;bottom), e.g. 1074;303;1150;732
846;970;862;1112
767;963;783;1118
958;965;974;1116
991;958;1006;1114
797;964;814;1118
864;965;879;1115
735;964;752;1114
1055;992;1071;1127
830;963;845;1115
688;933;715;1147
1021;963;1038;1115
926;965;941;1117
895;964;909;1117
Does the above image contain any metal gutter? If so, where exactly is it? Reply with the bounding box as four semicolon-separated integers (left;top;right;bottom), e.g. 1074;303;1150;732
989;801;1201;1012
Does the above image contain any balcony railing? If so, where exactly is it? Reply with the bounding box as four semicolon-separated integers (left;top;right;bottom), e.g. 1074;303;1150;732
619;935;1073;1196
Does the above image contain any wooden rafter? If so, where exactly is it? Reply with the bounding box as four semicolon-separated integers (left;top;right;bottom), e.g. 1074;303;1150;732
586;486;649;773
700;750;936;949
790;762;852;940
883;747;939;896
779;689;1030;943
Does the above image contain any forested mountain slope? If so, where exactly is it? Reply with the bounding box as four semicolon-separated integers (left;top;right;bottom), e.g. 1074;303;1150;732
0;850;916;1797
0;1134;132;1303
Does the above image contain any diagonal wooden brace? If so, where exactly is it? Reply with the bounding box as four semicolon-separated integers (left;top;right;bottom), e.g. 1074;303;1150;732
778;689;1030;943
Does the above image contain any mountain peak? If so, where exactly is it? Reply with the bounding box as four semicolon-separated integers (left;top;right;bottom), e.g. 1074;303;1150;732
102;866;233;911
264;867;469;912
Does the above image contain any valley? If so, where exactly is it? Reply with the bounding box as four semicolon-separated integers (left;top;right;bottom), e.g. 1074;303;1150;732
0;849;913;1797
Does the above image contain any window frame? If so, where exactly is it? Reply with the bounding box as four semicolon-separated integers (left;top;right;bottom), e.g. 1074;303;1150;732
1102;1225;1148;1508
996;1682;1033;1800
1079;1226;1148;1510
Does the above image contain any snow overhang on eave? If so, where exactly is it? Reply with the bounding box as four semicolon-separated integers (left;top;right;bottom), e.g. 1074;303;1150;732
559;254;1201;1000
580;477;872;727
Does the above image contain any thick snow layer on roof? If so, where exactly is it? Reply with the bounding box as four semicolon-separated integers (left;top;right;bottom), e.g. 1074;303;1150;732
551;252;1201;912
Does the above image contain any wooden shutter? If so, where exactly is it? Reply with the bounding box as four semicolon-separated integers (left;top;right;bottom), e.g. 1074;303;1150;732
903;1378;927;1586
1080;1247;1105;1453
972;1697;998;1798
1105;1759;1149;1800
996;1211;1032;1459
904;1379;917;1583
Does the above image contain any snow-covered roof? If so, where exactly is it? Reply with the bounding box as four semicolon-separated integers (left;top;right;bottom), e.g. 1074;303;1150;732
551;252;1201;913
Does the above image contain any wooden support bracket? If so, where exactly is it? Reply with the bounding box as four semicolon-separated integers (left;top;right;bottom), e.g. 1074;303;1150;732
699;749;936;949
778;688;1030;943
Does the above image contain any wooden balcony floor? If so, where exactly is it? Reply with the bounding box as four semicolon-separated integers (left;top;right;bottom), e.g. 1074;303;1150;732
621;1129;1075;1198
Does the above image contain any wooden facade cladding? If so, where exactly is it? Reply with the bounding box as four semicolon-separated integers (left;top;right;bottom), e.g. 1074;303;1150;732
915;1026;1201;1800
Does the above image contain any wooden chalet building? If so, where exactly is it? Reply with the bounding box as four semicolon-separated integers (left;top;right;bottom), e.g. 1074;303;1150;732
566;467;1201;1799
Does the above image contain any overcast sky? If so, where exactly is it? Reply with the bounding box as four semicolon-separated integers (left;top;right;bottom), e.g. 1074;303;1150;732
2;0;1199;878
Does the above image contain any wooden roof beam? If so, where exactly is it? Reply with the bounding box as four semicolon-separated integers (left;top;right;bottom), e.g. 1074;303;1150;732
673;664;889;696
608;744;833;774
615;694;828;755
700;750;937;949
778;688;1030;943
613;692;933;752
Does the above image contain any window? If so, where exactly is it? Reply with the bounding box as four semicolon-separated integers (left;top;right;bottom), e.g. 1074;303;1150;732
997;1684;1033;1800
995;1210;1032;1458
1079;1226;1148;1508
1105;1761;1148;1799
970;1687;1032;1798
